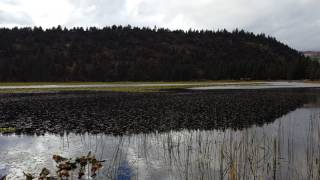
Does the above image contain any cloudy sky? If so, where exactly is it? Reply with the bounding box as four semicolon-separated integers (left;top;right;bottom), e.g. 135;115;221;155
0;0;319;51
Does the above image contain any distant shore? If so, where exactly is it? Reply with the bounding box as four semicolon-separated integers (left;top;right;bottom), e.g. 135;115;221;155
0;81;264;93
0;80;319;93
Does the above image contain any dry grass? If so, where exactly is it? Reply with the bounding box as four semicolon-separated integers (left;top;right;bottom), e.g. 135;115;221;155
0;81;265;93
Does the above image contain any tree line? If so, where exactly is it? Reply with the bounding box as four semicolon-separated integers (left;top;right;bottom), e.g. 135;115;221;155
0;25;319;81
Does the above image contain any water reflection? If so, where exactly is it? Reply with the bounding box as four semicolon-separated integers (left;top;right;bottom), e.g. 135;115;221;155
1;105;320;179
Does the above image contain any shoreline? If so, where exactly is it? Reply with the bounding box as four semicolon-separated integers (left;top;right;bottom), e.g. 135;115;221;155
0;81;319;93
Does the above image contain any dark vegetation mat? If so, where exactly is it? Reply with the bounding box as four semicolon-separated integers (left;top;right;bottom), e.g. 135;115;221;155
0;89;317;135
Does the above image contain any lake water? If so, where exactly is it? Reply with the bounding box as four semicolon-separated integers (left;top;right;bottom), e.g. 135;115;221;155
1;90;320;179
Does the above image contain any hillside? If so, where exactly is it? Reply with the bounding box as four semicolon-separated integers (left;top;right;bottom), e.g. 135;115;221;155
0;26;319;81
304;51;320;61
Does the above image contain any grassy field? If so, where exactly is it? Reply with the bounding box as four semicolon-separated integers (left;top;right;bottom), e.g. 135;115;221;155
0;81;265;93
0;80;263;86
0;85;193;93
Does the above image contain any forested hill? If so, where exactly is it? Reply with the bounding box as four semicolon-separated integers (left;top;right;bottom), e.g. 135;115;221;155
0;26;319;81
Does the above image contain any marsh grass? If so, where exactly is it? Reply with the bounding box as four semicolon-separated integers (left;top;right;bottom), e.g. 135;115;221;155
7;113;320;180
0;80;263;86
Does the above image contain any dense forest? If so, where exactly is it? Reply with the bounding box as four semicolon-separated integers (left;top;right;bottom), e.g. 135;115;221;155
0;25;319;81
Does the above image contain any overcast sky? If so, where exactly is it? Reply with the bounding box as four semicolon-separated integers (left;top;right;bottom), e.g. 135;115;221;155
0;0;319;51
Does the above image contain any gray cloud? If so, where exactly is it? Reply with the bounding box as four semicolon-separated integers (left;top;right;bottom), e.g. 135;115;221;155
0;0;319;50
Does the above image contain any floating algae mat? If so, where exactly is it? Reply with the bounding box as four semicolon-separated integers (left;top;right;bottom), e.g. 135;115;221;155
1;90;320;179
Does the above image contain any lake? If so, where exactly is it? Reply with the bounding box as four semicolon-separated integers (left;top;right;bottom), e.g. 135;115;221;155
1;89;320;179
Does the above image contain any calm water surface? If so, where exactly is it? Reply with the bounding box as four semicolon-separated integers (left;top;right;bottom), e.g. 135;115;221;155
1;94;320;179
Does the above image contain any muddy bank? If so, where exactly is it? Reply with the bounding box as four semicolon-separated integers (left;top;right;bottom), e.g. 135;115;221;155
0;90;316;135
